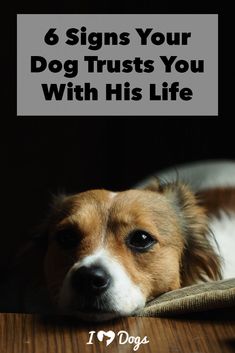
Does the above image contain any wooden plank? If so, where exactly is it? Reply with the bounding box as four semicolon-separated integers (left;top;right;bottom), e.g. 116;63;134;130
0;312;234;353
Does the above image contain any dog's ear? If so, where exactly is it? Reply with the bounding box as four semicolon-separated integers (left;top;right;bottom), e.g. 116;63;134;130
145;180;222;285
32;193;68;248
5;193;69;276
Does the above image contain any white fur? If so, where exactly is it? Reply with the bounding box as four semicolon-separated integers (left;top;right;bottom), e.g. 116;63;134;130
58;249;145;321
136;160;235;192
209;212;235;279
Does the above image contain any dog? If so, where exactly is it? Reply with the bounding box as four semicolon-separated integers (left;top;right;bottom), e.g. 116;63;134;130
2;160;235;321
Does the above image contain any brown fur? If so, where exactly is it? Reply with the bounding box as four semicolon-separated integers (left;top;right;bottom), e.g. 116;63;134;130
144;181;222;286
197;187;235;217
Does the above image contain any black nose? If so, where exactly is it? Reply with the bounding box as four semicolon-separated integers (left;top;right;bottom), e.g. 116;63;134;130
71;265;111;295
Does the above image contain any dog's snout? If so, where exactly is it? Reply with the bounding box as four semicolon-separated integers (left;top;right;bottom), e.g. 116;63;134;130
71;265;111;295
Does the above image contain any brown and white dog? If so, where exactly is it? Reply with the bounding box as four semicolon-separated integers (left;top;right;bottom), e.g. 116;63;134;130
3;160;235;321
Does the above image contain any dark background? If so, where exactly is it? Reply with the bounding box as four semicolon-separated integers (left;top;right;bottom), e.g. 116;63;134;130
1;1;234;267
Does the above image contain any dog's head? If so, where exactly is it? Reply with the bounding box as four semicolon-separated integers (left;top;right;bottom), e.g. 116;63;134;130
40;182;221;321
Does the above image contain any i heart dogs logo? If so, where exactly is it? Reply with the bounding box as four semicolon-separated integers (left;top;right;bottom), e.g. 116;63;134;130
87;330;149;351
97;330;115;346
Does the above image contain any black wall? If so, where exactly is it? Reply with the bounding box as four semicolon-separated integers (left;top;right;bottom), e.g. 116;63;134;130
1;1;233;265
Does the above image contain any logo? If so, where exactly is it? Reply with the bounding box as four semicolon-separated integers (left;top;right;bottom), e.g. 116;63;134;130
97;330;115;346
87;330;149;351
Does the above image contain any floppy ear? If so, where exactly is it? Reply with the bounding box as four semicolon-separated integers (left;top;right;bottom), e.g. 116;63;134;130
5;193;70;282
32;193;68;247
144;180;222;285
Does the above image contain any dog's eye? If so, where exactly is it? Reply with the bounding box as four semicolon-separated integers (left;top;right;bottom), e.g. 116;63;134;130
55;228;80;249
126;230;156;252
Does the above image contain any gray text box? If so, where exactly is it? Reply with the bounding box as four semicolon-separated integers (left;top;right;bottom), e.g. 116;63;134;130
17;14;218;116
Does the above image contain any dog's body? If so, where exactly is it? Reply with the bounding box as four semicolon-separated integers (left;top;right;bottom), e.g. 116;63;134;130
1;160;235;321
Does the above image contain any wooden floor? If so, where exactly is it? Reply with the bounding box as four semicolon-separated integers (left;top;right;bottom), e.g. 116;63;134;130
0;310;235;353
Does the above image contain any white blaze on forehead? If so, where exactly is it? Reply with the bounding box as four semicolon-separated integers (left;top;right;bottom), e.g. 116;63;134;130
58;249;145;318
73;249;107;268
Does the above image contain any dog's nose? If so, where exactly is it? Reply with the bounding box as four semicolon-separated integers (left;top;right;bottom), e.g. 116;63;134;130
71;265;111;295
